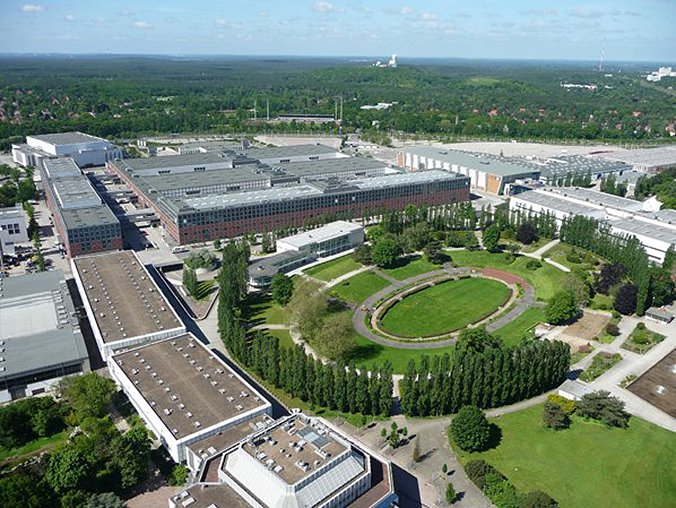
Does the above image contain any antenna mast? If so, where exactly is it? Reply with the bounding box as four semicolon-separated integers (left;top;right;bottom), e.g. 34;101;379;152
598;40;606;72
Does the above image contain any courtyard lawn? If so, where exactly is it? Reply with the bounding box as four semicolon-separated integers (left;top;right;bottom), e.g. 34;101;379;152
493;306;545;347
450;250;566;300
330;271;391;304
243;293;290;326
348;334;455;374
304;255;362;281
381;256;442;281
380;277;511;337
456;404;676;508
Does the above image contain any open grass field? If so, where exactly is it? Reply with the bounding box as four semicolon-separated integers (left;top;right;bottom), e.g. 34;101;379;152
380;278;511;337
382;256;442;281
348;334;455;374
493;306;545;347
456;404;676;508
304;255;362;281
450;250;566;300
330;271;391;304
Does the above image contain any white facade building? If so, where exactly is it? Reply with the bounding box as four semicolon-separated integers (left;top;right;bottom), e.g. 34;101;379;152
12;132;123;168
249;221;365;288
169;412;398;508
510;188;676;263
276;221;365;257
0;206;29;256
108;333;272;465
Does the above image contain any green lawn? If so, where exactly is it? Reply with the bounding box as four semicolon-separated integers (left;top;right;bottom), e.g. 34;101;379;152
243;293;290;326
493;307;545;347
589;293;614;311
264;328;295;349
0;431;68;465
543;243;601;272
382;256;442;281
380;278;511;337
347;334;455;374
450;250;567;300
304;255;362;281
330;271;391;304
456;404;676;508
518;237;551;254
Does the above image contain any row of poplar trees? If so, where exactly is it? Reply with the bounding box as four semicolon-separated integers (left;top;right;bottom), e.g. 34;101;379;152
217;242;393;416
560;215;654;314
400;330;570;417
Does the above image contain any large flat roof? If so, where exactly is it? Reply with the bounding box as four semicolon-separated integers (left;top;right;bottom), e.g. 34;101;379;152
73;251;183;344
278;157;387;177
242;143;339;159
42;157;82;179
0;270;88;379
112;334;270;440
28;131;108;145
241;416;348;485
610;217;676;245
628;348;676;418
523;154;631;178
512;190;605;217
549;187;645;211
182;169;463;212
279;220;363;249
601;146;676;168
405;146;538;178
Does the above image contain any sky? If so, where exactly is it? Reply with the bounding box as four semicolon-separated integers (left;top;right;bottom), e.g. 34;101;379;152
1;1;674;62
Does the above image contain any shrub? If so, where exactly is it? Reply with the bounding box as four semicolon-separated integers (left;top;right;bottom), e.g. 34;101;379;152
523;490;559;508
526;259;542;271
446;482;457;504
543;401;570;430
565;250;582;264
465;460;503;490
450;405;491;452
546;394;576;415
605;323;620;336
577;390;629;428
169;464;189;486
636;322;646;330
183;249;218;270
485;480;522;508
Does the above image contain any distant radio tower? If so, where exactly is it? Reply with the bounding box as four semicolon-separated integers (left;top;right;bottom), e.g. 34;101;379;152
253;99;257;121
598;40;606;72
266;99;270;121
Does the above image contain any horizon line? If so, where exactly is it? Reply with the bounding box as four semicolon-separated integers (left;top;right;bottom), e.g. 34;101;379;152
0;52;672;65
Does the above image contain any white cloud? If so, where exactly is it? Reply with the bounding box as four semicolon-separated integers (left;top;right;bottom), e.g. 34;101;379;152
421;12;438;22
133;21;151;29
21;4;44;13
215;19;227;25
65;14;75;21
401;6;413;15
313;1;334;12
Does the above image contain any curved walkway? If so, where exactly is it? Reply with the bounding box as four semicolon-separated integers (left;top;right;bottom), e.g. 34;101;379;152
352;266;538;349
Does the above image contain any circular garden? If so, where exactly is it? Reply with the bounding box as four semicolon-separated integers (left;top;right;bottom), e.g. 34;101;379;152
378;276;512;338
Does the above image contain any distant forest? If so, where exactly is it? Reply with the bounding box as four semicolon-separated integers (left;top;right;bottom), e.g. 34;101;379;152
0;55;674;148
